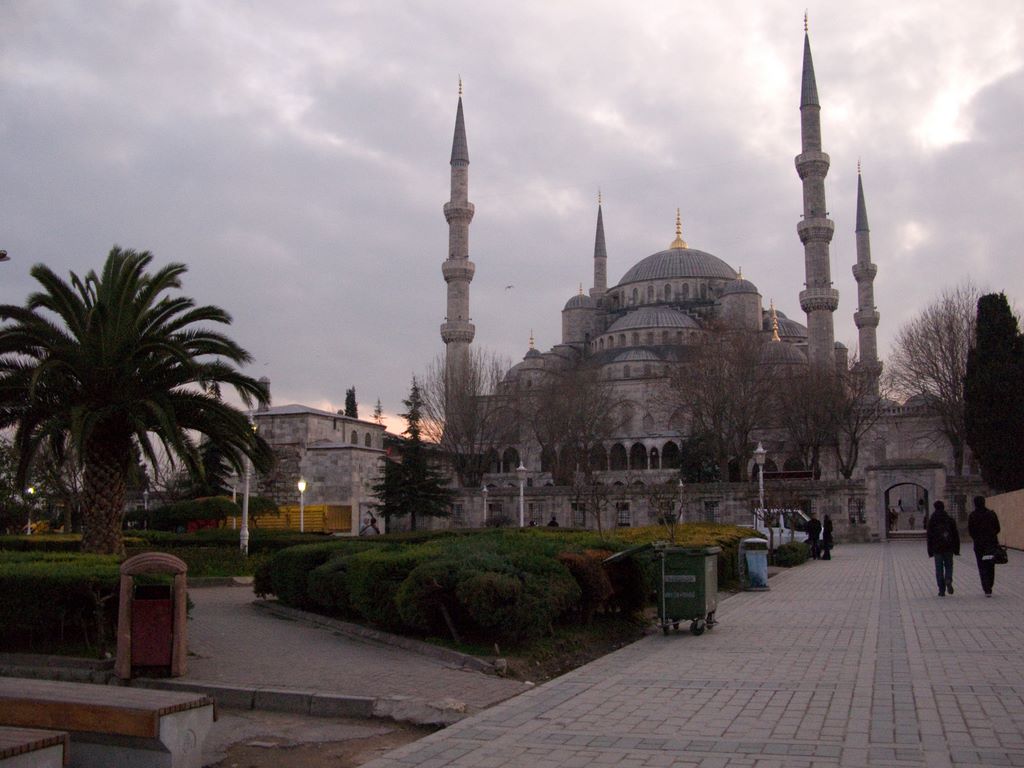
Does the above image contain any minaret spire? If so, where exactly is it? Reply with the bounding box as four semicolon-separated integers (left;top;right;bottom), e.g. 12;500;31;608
853;166;882;393
441;83;476;376
795;21;838;368
591;191;607;298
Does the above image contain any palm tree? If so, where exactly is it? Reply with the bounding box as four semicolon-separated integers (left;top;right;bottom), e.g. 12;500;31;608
0;247;273;554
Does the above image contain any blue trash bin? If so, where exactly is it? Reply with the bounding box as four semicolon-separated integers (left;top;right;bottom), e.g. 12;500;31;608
739;537;769;591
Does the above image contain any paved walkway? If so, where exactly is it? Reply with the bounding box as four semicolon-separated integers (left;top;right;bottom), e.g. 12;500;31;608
365;542;1024;768
187;587;528;712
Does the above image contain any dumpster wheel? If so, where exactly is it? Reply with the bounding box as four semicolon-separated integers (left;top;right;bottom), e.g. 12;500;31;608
690;619;706;636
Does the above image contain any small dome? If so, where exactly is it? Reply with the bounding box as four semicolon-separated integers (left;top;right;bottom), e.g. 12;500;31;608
525;348;543;359
763;309;808;339
720;277;760;297
607;306;700;333
834;341;847;350
563;293;594;310
612;349;662;364
616;248;737;285
759;340;807;366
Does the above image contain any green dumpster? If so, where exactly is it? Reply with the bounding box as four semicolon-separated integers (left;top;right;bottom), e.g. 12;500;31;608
605;543;720;636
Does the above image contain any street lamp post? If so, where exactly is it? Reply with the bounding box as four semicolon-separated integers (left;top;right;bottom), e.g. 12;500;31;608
753;443;766;521
25;486;35;535
516;463;527;528
298;478;307;533
241;416;255;555
481;483;488;527
677;479;685;523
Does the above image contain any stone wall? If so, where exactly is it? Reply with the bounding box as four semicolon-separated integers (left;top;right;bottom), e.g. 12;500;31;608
987;488;1024;550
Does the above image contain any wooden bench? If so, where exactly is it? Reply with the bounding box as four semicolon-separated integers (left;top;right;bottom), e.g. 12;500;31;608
0;726;68;767
0;678;214;768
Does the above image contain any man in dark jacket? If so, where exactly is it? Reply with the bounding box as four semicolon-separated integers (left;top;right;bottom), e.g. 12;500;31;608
926;500;960;597
805;513;823;560
967;496;1001;597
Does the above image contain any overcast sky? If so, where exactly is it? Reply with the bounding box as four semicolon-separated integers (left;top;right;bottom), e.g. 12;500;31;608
2;1;1022;429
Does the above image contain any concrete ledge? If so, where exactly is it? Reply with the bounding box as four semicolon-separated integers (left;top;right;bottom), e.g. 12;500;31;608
253;600;497;675
252;687;313;714
310;693;375;718
131;679;256;711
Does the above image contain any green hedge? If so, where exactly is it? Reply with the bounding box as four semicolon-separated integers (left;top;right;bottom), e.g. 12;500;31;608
773;541;810;567
0;552;121;655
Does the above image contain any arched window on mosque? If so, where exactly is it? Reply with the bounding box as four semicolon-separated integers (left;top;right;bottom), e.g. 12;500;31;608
661;330;669;343
589;444;608;471
623;365;631;378
502;447;520;473
662;441;681;469
364;433;371;447
646;332;654;345
664;283;672;300
631;332;640;345
682;283;690;299
609;443;628;471
700;283;707;299
647;285;655;302
629;443;648;470
631;287;638;305
649;446;660;469
619;334;626;346
351;431;359;444
598;338;605;350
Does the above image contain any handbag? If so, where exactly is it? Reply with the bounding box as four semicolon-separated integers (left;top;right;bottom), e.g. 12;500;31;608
994;545;1009;565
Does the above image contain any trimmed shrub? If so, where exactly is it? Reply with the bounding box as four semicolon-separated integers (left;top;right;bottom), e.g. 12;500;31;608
395;558;466;636
773;541;810;567
267;542;352;608
253;557;274;598
307;555;360;617
557;550;613;623
346;549;429;630
455;571;522;631
147;496;240;530
0;552;121;655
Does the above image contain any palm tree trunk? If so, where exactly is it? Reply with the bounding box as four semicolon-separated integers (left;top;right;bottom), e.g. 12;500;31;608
82;440;129;556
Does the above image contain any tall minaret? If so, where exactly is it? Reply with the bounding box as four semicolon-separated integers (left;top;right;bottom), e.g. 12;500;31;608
441;80;476;377
795;17;838;369
852;164;882;392
590;191;607;299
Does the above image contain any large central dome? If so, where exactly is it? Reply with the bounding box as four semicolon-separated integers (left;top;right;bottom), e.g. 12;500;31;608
616;247;737;286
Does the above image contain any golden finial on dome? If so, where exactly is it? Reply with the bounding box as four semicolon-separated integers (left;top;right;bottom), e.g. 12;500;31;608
458;76;463;97
770;300;781;342
857;158;862;175
529;329;535;349
804;10;808;33
579;283;584;296
670;208;688;249
738;266;744;279
598;188;602;206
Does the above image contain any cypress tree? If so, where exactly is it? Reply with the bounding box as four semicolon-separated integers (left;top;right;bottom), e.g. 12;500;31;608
372;378;453;530
344;386;358;418
964;293;1024;491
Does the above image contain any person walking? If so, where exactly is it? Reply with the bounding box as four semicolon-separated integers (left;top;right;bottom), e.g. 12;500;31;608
806;512;822;560
926;500;960;597
821;514;834;560
967;495;1001;596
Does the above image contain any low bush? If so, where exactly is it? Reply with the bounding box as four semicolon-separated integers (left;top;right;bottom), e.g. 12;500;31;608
346;549;431;630
773;541;810;567
307;555;360;618
266;542;353;608
0;552;121;656
557;550;613;623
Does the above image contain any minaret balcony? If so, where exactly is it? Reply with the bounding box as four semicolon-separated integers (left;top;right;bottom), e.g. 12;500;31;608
797;218;835;244
442;259;476;283
852;262;877;281
443;201;475;223
854;308;880;328
799;286;839;313
794;150;830;179
441;320;476;344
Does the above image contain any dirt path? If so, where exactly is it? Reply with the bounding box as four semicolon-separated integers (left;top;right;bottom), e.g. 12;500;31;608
203;709;432;768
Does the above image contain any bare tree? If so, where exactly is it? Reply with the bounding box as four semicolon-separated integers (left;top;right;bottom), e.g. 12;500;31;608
887;283;980;474
523;365;628;486
420;348;516;487
831;356;889;479
666;328;775;480
644;479;686;543
773;366;839;479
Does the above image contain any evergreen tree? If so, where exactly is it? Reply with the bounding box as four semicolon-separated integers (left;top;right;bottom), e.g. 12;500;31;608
345;387;358;418
965;292;1024;491
373;398;384;425
372;378;453;531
